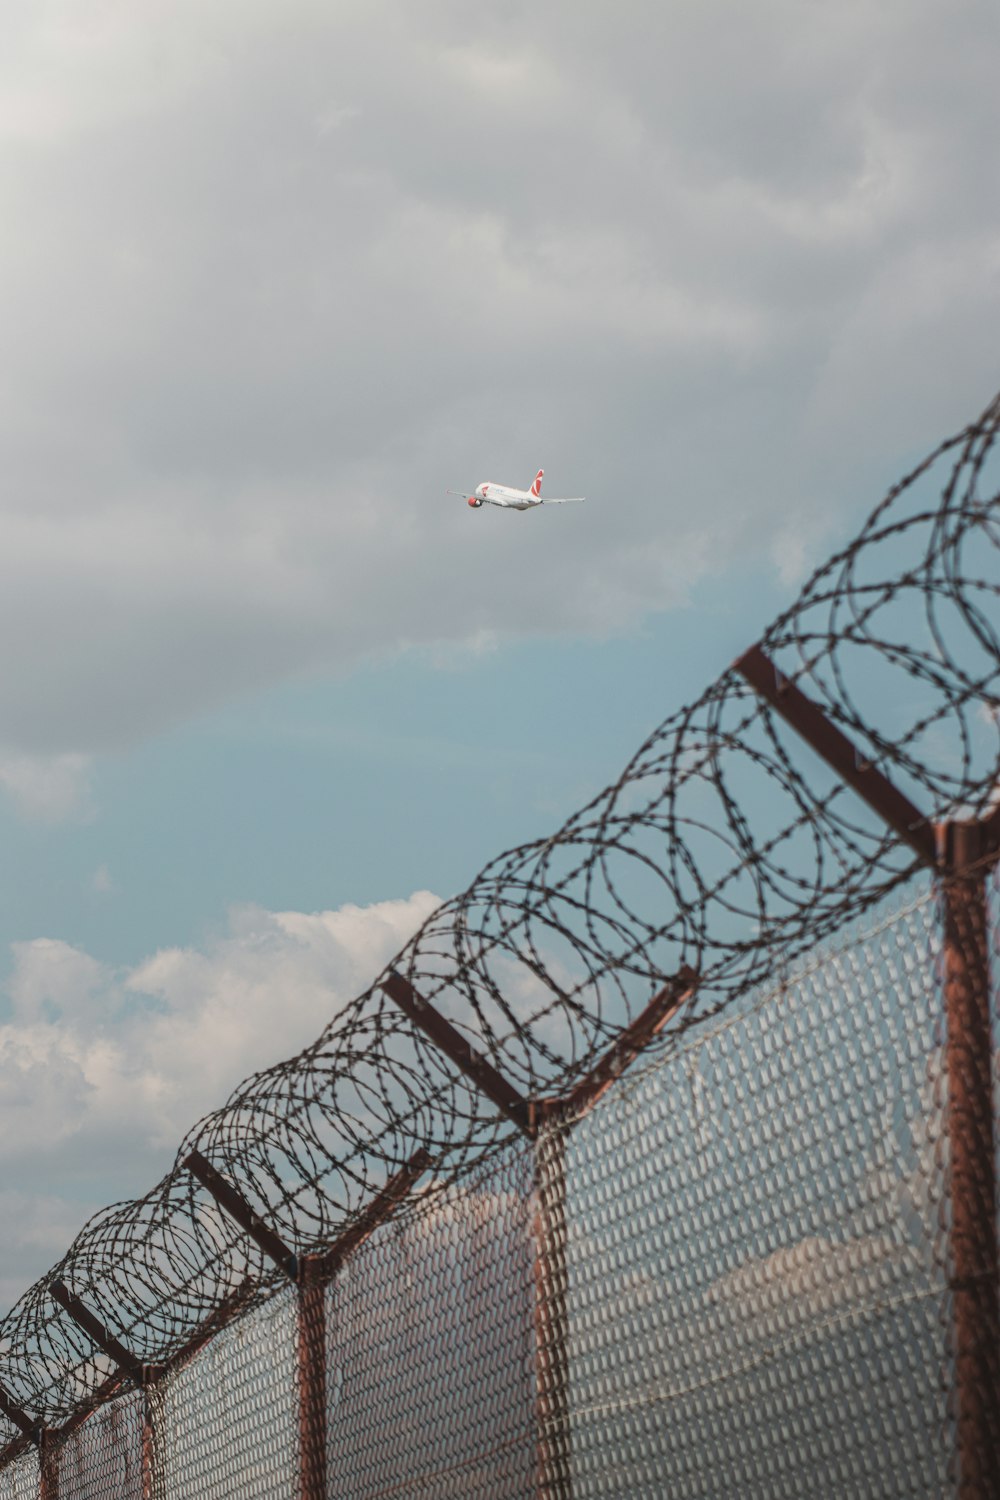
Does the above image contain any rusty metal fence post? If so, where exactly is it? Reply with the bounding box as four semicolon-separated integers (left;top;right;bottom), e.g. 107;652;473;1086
297;1267;328;1500
39;1429;60;1500
141;1389;155;1500
534;1120;571;1500
939;819;1000;1500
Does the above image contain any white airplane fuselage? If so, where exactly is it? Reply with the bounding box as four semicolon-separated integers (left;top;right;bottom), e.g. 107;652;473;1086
449;468;583;510
470;481;541;511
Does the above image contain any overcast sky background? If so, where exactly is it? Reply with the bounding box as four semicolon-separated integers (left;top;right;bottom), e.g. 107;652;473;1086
0;0;998;1308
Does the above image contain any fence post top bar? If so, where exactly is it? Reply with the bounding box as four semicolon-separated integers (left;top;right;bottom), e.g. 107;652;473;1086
147;1278;254;1386
183;1149;298;1281
301;1147;434;1282
48;1280;144;1385
0;1436;33;1470
734;643;937;867
541;965;699;1122
380;971;533;1136
0;1381;40;1445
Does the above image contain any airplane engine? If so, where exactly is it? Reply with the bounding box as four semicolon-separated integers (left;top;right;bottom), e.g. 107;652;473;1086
468;496;482;508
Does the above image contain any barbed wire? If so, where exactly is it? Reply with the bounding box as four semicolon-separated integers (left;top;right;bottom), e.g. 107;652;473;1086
0;391;998;1439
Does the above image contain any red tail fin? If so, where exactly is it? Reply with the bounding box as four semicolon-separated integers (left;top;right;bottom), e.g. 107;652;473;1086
530;469;544;498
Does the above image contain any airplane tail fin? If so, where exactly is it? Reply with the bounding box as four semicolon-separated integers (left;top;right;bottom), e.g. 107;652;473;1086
530;469;544;498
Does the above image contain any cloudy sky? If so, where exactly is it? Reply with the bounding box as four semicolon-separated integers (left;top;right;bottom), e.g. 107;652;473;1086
0;0;998;1307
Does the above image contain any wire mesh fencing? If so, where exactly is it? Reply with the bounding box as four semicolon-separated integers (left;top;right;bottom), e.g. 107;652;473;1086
151;1289;299;1500
321;1147;536;1499
7;870;995;1498
556;879;952;1498
45;1391;145;1500
0;1451;38;1500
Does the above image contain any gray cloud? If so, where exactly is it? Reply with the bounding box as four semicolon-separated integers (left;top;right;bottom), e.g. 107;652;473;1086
1;0;999;762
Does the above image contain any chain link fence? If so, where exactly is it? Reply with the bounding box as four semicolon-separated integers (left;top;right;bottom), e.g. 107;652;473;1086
557;879;952;1498
4;870;992;1497
0;1452;38;1500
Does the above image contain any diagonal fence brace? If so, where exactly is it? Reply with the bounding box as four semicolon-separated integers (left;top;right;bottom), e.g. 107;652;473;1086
0;1382;40;1445
303;1148;434;1282
164;1278;255;1376
735;644;937;866
184;1149;298;1280
381;971;533;1135
537;965;699;1124
49;1281;147;1384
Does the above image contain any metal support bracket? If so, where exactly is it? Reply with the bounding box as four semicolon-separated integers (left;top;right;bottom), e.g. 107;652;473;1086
735;644;937;865
163;1279;255;1377
301;1148;433;1282
49;1280;148;1386
381;971;533;1135
184;1150;298;1280
0;1382;40;1445
536;966;698;1125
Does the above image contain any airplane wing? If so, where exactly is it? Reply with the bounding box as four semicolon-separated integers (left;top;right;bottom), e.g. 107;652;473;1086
445;489;475;500
540;496;585;504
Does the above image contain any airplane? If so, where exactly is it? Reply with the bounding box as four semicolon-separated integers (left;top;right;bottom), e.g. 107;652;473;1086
446;469;584;511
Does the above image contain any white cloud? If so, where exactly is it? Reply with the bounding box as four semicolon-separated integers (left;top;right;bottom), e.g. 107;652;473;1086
0;889;440;1304
0;0;996;758
0;752;93;822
